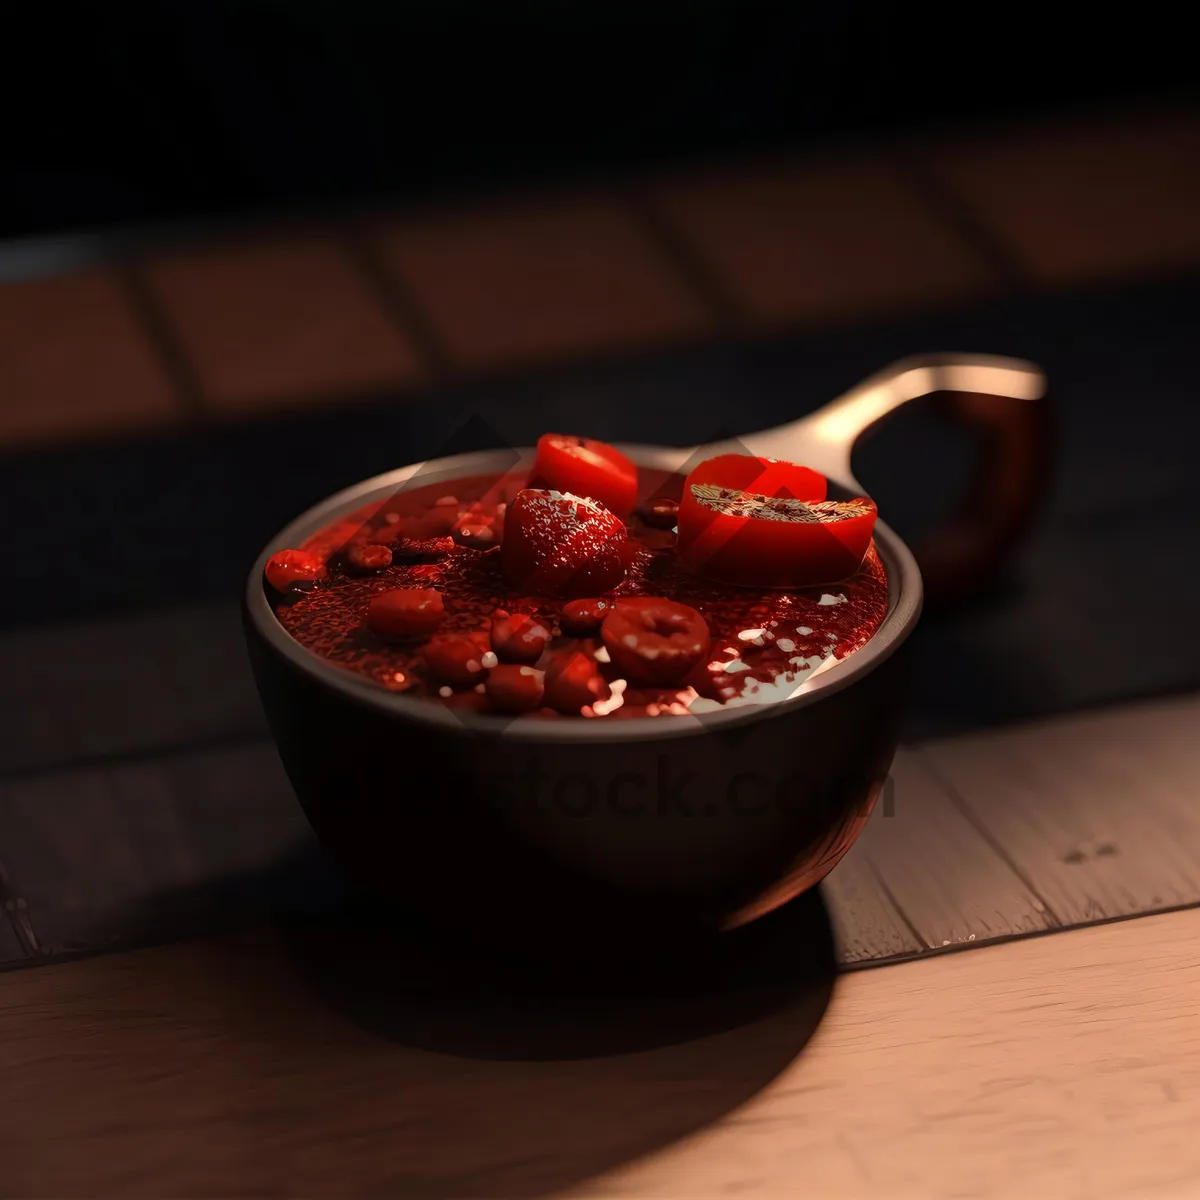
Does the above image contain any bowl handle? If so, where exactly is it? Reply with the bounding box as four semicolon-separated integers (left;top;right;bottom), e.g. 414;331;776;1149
743;353;1051;608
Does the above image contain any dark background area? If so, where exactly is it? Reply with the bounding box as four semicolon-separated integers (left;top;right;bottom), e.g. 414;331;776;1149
4;2;1197;240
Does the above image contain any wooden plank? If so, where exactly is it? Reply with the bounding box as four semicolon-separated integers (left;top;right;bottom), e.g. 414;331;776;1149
371;195;714;371
645;155;996;330
576;909;1200;1200
2;908;1198;1199
821;847;923;965
0;743;318;957
0;268;182;447
850;749;1056;948
921;695;1200;926
139;232;425;412
0;602;264;776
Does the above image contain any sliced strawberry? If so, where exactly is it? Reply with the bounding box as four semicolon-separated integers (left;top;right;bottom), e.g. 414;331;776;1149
501;488;629;599
676;454;875;587
529;434;638;519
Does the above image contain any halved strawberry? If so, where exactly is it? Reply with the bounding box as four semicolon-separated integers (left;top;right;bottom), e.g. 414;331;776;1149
676;454;875;588
529;434;638;519
501;488;629;599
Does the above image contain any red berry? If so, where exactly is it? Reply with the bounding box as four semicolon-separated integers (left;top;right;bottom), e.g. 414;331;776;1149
501;488;629;599
601;597;710;685
345;542;393;574
423;631;496;687
366;588;446;641
485;664;545;713
529;434;639;519
560;597;614;635
265;549;323;593
490;612;551;662
544;649;612;714
641;497;679;530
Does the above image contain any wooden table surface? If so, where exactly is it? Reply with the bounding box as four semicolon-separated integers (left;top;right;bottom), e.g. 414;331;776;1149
2;907;1197;1199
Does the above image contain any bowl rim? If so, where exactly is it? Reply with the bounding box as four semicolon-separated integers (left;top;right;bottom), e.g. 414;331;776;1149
245;446;923;744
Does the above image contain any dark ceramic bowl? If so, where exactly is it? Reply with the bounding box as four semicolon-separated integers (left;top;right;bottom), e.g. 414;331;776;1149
245;354;1048;956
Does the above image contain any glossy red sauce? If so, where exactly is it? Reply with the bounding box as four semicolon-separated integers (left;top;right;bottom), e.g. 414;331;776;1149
274;472;889;719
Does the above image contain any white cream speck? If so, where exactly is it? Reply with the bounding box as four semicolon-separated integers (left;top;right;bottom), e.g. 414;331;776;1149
480;651;498;669
593;646;611;664
438;686;453;698
591;679;626;716
818;593;848;606
775;638;796;653
796;626;813;636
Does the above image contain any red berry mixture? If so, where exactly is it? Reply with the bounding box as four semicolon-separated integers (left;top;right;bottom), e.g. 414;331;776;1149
269;439;889;719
